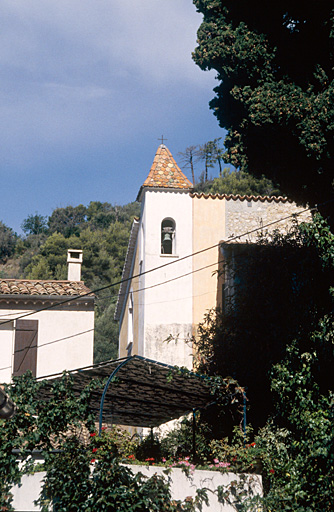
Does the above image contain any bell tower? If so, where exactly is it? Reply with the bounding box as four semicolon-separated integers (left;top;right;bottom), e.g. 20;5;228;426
117;144;194;368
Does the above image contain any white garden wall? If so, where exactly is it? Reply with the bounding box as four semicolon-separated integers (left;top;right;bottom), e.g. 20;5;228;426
11;466;262;512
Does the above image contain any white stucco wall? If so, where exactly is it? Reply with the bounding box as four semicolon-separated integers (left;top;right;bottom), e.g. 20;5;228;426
0;321;14;382
140;190;193;368
36;306;94;377
11;467;262;512
0;302;94;382
11;472;45;511
129;465;262;512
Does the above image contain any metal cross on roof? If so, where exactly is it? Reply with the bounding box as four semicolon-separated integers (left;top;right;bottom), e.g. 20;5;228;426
158;135;167;145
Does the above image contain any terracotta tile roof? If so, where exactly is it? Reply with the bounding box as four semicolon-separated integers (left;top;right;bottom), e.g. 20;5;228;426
0;279;93;297
190;192;291;203
137;144;193;200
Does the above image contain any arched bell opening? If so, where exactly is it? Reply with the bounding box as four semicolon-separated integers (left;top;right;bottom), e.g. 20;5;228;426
161;218;175;255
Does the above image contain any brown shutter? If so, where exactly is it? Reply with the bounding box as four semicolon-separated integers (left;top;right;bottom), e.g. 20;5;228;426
13;320;38;377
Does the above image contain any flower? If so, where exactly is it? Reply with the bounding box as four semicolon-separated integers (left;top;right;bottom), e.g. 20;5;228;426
92;448;98;453
90;432;96;437
128;454;135;460
162;457;166;462
269;468;275;474
251;442;256;447
90;458;96;463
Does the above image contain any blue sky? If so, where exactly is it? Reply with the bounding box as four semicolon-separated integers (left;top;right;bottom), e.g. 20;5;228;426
1;1;225;234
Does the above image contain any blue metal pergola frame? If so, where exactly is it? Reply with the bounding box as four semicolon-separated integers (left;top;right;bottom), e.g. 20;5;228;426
36;355;246;445
97;354;213;435
98;357;133;435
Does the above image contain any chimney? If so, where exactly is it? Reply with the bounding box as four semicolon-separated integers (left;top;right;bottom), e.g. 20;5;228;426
67;249;83;281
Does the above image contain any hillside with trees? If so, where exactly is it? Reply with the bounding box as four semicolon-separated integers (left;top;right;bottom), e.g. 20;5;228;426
0;201;141;363
0;162;283;365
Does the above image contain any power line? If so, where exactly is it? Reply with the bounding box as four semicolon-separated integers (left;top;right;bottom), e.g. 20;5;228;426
0;204;315;329
0;205;318;375
0;328;95;373
2;201;330;378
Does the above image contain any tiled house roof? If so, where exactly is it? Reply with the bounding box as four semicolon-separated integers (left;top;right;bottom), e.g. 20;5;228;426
0;279;93;297
137;144;193;200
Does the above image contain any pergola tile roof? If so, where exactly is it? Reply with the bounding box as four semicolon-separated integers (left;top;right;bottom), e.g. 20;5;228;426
0;279;93;297
137;144;193;200
37;356;213;428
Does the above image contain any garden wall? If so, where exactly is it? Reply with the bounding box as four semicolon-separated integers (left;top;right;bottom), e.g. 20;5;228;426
11;466;262;511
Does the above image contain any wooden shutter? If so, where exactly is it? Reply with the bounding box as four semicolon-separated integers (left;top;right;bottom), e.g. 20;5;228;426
13;320;38;377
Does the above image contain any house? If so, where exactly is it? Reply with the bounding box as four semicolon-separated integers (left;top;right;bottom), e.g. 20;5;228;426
115;144;311;369
0;249;94;383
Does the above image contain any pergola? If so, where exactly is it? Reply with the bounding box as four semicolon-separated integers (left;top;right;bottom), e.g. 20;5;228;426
37;355;215;433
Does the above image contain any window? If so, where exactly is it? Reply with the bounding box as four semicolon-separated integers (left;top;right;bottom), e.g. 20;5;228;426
13;320;38;377
161;218;175;255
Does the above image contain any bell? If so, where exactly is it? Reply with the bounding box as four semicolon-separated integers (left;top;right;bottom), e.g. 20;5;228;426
162;233;172;243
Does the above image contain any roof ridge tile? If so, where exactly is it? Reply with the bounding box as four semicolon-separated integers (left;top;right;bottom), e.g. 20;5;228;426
189;192;290;203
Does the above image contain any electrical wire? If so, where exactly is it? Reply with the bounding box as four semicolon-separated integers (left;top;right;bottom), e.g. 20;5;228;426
0;202;314;329
0;203;321;374
0;328;95;373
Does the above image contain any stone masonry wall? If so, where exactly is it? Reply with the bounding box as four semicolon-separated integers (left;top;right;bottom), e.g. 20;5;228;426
225;198;312;242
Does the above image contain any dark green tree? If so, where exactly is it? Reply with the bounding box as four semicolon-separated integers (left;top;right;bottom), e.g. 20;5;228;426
0;221;16;263
86;201;140;230
25;203;140;363
193;1;334;221
48;205;87;237
21;213;48;236
195;168;280;196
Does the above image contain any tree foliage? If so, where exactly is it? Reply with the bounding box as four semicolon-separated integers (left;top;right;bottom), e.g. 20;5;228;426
0;221;16;263
194;214;334;510
1;374;208;512
21;213;48;236
195;215;333;431
194;168;280;196
178;139;280;195
177;146;199;185
193;1;334;218
0;201;140;362
21;202;140;363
